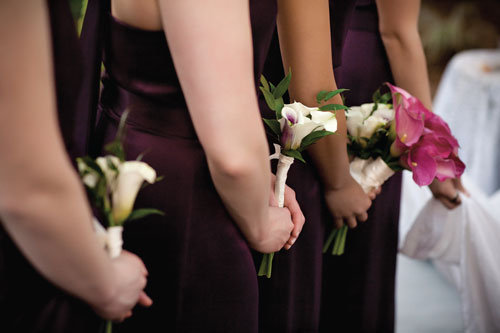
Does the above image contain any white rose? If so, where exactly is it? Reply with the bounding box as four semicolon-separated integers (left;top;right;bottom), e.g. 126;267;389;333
359;115;387;138
372;103;394;121
346;108;364;137
360;103;375;118
96;155;121;189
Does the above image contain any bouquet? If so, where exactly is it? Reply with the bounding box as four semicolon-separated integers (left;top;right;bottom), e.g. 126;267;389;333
323;83;465;255
259;70;346;277
76;111;163;332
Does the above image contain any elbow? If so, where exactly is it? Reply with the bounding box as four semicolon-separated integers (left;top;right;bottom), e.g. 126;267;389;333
379;26;418;50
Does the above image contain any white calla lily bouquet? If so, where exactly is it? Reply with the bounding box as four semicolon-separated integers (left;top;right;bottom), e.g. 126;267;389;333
77;112;163;333
259;70;346;278
77;111;163;258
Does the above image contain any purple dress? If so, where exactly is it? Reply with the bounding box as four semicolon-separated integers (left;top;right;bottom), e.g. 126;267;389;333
320;1;402;332
0;0;102;331
89;1;278;331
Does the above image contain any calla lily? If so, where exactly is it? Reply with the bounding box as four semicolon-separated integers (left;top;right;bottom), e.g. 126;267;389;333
112;161;157;224
287;101;319;117
279;115;320;150
77;159;99;188
394;102;424;147
406;133;465;186
310;110;337;132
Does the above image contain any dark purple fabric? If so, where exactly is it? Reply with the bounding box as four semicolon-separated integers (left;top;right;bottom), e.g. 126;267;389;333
319;1;402;332
90;1;277;331
0;0;102;332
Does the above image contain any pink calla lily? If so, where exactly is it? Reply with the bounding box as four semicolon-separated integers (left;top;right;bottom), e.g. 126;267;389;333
394;103;424;148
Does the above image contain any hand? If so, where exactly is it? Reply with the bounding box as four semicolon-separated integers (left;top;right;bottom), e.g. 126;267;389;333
92;251;152;321
250;206;294;254
324;175;372;229
269;174;305;250
428;177;469;209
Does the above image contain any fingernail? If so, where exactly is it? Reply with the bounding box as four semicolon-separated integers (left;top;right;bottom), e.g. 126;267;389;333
290;237;297;245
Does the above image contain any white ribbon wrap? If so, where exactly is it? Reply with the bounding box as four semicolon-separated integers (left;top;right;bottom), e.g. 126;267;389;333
349;157;395;193
93;218;123;259
270;144;294;207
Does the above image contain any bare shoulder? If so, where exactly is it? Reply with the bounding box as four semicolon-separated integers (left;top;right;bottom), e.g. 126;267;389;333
111;0;162;31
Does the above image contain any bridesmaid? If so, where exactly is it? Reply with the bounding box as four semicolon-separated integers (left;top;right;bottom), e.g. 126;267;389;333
84;0;299;331
257;0;376;331
321;0;466;332
0;0;150;332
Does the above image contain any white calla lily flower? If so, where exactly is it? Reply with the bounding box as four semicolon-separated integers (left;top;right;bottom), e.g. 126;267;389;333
310;110;337;132
286;101;319;117
112;161;157;224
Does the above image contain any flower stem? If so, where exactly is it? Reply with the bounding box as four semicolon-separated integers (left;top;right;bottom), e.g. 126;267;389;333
105;320;112;333
258;252;274;278
322;228;338;253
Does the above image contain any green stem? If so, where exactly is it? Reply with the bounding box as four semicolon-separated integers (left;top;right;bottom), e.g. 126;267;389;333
258;252;274;278
322;228;338;253
105;320;112;333
332;225;348;256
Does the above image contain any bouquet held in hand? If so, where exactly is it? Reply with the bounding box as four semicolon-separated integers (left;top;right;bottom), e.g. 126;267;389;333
259;70;346;277
323;83;465;256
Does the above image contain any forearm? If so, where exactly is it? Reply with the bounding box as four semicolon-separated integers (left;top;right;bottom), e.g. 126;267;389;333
381;30;432;109
0;0;117;309
1;173;117;309
377;0;432;109
277;0;350;189
158;0;272;242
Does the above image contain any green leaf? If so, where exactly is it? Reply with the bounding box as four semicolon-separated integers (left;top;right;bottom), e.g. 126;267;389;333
78;156;104;175
104;140;125;161
269;82;276;93
318;104;349;112
316;90;328;104
127;208;164;222
115;109;130;143
282;149;305;163
260;75;270;92
272;69;292;99
299;130;334;149
263;118;281;137
155;175;164;183
379;92;392;104
260;87;276;111
323;88;349;102
372;89;382;103
274;97;284;119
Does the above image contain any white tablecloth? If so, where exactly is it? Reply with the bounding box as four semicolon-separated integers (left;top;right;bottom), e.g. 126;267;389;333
433;49;500;195
399;49;500;333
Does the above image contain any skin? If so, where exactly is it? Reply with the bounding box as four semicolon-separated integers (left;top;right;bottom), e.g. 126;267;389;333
276;0;374;229
112;0;304;253
376;0;468;209
0;0;151;321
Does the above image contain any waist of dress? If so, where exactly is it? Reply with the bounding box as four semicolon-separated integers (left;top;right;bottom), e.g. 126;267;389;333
348;5;379;33
99;79;198;140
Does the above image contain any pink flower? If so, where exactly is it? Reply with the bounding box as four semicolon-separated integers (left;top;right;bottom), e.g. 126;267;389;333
406;133;465;186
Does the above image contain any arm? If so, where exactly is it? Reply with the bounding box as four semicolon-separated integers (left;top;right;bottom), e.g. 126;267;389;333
157;0;293;252
277;0;372;228
0;0;149;320
376;0;468;208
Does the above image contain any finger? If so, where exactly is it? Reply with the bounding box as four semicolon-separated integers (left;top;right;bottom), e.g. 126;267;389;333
346;216;357;229
357;211;368;222
375;186;382;195
437;196;458;210
125;311;133;319
138;292;153;307
284;187;305;238
454;178;470;197
368;191;376;200
334;217;344;229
